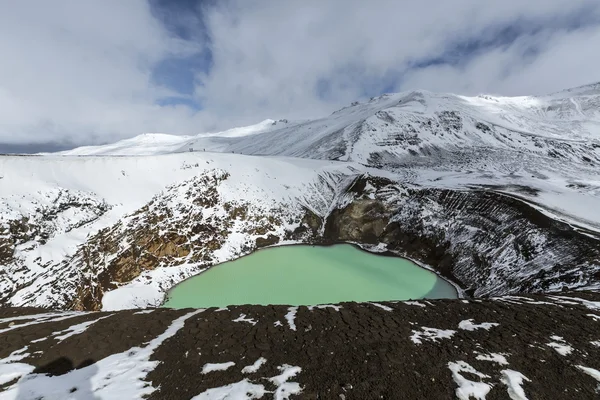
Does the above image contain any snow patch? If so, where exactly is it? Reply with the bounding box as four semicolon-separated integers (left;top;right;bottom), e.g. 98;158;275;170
411;327;456;344
369;302;393;311
577;365;600;382
448;361;492;400
269;364;303;400
307;304;342;311
191;379;266;400
49;314;113;343
546;336;573;356
0;347;34;386
587;314;600;321
0;312;83;334
192;364;302;400
576;365;600;393
404;301;426;307
242;358;267;374
501;370;531;400
285;307;298;331
232;314;257;325
202;362;236;374
475;352;509;365
458;319;499;331
102;284;164;311
550;296;600;310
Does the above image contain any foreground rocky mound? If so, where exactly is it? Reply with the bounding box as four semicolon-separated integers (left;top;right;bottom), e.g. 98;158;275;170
1;293;599;399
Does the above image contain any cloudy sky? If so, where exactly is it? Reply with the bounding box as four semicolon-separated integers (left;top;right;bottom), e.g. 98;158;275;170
1;0;599;148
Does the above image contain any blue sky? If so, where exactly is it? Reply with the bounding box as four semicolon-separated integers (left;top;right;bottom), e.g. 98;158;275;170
150;0;211;108
0;0;599;146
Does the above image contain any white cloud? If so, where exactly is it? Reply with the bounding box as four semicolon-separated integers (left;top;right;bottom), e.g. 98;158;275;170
0;0;599;145
0;0;203;144
402;24;600;96
196;0;600;123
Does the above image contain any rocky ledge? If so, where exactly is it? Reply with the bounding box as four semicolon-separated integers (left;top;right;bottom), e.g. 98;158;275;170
1;293;599;399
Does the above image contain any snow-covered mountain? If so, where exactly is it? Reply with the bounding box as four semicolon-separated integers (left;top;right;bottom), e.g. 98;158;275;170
56;119;288;156
2;83;600;311
60;83;600;169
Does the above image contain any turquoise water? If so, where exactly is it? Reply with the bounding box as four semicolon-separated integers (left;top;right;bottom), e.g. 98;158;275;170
162;244;457;308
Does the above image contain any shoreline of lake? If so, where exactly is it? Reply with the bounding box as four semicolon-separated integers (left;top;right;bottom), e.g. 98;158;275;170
162;243;458;309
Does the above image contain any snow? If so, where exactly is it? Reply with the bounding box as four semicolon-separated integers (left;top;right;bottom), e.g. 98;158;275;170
0;363;34;388
102;284;165;311
369;302;393;311
448;361;492;400
192;363;302;400
202;362;236;374
577;365;600;383
269;365;303;400
410;327;456;344
285;307;298;331
404;301;426;307
51;314;113;343
475;352;509;365
307;304;342;311
500;370;531;400
191;379;266;400
0;347;34;386
550;296;600;310
270;364;301;386
546;336;573;356
57;119;278;157
576;365;600;395
0;312;79;325
232;314;257;325
458;319;500;331
242;358;267;374
0;309;203;399
587;314;600;321
0;312;83;334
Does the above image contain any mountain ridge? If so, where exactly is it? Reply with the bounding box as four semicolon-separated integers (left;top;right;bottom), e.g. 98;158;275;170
55;85;600;173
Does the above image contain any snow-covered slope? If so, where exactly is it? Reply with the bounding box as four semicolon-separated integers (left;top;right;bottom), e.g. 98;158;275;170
57;119;287;156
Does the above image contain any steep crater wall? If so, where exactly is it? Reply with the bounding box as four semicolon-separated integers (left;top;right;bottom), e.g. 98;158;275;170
323;175;600;297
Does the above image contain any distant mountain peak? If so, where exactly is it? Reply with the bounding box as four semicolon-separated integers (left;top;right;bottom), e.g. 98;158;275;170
547;81;600;97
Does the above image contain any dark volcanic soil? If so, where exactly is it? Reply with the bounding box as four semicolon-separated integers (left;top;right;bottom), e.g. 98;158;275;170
1;293;600;399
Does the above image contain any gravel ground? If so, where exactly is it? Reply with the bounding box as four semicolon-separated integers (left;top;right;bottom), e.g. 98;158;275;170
1;293;599;399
